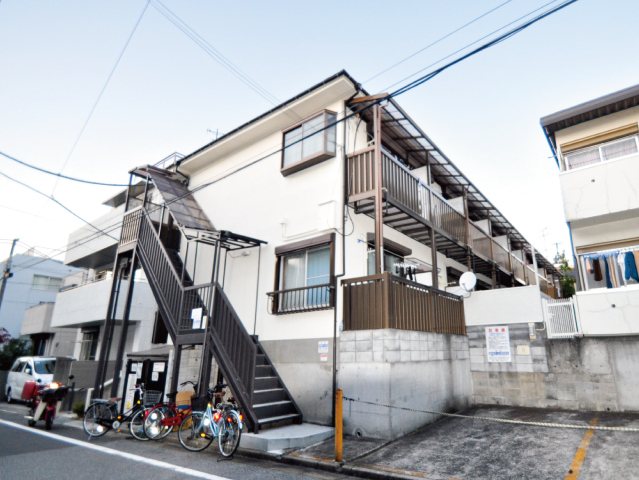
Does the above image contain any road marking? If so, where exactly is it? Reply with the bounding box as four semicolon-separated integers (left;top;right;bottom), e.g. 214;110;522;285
564;417;598;480
0;418;232;480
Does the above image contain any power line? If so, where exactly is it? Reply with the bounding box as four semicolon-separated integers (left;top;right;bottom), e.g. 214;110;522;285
11;0;578;275
382;0;562;94
0;150;128;187
150;0;280;107
0;171;118;241
49;0;151;195
363;0;515;84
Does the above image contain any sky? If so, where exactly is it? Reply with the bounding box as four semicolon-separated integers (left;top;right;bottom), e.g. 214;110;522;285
0;0;637;266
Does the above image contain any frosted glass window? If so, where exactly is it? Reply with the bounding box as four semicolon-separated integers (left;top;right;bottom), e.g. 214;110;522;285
283;126;303;168
566;148;600;170
301;115;324;159
282;112;337;168
601;137;638;161
31;275;62;292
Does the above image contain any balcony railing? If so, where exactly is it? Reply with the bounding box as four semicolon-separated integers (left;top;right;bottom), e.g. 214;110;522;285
511;255;526;282
266;284;334;315
342;272;465;335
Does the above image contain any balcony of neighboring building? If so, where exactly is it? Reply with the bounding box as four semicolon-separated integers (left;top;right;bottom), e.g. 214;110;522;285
51;270;157;329
558;132;639;223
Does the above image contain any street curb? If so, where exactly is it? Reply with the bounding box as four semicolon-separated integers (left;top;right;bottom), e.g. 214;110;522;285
237;447;424;480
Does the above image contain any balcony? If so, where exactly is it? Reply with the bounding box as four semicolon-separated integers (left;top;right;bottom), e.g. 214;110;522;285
51;277;157;328
342;272;465;335
575;286;639;335
347;149;559;295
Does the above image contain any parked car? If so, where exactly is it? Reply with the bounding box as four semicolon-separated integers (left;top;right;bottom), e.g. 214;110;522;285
5;357;56;403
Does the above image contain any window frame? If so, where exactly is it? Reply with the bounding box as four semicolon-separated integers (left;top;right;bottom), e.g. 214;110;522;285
269;233;336;315
562;134;639;172
31;274;63;292
80;328;100;361
280;110;338;176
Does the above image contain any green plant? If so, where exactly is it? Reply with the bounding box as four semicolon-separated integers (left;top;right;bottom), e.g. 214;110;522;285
0;338;32;370
72;402;85;418
557;252;576;298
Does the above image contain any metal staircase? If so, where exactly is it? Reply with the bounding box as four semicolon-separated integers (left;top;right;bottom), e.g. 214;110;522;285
112;166;302;433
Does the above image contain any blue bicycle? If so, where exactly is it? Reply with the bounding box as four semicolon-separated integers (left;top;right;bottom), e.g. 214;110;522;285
177;383;243;457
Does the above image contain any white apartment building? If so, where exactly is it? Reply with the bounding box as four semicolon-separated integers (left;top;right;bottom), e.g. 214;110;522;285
542;83;639;336
75;71;562;438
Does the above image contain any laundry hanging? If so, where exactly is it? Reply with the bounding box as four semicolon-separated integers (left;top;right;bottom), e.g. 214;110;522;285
604;259;613;289
593;258;603;282
617;254;627;280
607;256;619;288
625;251;639;282
585;258;593;274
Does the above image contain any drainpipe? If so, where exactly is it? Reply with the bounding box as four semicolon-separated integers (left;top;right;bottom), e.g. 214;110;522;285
332;104;349;426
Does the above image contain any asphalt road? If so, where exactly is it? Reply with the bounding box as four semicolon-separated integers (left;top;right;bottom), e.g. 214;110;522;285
0;407;348;480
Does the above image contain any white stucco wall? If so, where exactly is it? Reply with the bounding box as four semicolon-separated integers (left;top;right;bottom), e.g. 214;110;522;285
64;204;124;266
570;212;639;248
463;286;544;326
576;287;639;335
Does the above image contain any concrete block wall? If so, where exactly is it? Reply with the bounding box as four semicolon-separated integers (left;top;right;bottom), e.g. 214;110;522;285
338;329;472;440
468;323;639;412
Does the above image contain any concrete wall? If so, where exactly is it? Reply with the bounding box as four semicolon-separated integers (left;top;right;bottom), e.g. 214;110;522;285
64;204;124;266
468;323;639;412
338;329;471;440
575;287;639;335
464;286;544;326
261;337;334;425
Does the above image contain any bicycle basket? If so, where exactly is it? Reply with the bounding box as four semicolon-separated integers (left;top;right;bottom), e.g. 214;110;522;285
190;394;209;412
143;390;163;406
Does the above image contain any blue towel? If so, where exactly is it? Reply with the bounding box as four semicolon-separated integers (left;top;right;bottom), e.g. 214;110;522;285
625;252;639;281
604;259;613;288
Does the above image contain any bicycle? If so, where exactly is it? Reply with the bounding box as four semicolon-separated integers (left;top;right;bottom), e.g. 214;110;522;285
82;383;162;441
177;383;243;457
143;380;197;441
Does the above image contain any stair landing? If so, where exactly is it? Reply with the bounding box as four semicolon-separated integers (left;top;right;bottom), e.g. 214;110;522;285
240;423;334;453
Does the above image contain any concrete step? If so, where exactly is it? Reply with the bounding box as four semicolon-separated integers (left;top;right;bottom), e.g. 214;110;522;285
241;422;334;453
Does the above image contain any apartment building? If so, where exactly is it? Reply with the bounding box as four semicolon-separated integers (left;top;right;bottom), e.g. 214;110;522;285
85;71;563;438
541;83;639;336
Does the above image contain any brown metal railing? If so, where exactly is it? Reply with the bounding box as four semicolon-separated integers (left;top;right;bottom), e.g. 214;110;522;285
382;152;421;213
342;272;465;335
120;207;143;245
429;191;466;242
468;224;492;260
512;255;526;282
492;240;510;271
266;283;333;315
347;147;376;201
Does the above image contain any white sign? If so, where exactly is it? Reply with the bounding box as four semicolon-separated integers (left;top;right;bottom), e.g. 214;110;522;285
191;308;203;329
124;373;137;409
151;371;159;382
318;341;329;353
320;354;328;362
153;362;165;373
136;362;143;379
517;345;530;355
486;326;511;363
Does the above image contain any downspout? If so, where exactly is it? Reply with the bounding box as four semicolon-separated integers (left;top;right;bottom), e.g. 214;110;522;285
541;126;581;292
332;104;348;425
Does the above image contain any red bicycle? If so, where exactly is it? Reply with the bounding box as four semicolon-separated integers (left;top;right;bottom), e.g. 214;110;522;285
143;381;197;440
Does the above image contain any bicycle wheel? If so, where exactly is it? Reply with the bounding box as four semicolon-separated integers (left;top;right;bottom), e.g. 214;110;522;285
144;405;176;440
129;408;150;441
178;412;214;452
218;412;241;457
83;403;113;437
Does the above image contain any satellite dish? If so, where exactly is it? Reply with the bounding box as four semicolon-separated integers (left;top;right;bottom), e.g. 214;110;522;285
460;272;477;292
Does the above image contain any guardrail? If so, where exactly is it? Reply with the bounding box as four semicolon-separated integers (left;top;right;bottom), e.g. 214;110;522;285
266;283;333;315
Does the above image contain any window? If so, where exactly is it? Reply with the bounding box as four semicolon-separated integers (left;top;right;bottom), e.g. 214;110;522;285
281;111;337;175
564;135;639;170
11;361;23;372
23;363;33;375
269;234;335;314
579;243;639;291
34;359;55;375
80;328;99;361
367;250;404;276
31;275;63;292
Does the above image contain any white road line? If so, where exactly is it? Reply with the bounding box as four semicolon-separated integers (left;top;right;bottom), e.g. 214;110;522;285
0;419;232;480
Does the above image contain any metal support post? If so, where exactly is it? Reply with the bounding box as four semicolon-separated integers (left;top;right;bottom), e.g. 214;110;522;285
335;388;343;463
373;103;384;274
170;345;182;395
0;238;18;317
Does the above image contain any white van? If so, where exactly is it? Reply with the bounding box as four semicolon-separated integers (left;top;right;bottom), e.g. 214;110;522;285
5;357;56;403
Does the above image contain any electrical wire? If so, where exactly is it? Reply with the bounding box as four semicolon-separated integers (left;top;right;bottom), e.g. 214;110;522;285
50;0;151;195
150;0;281;107
10;0;577;274
0;150;128;187
363;0;515;84
0;171;118;241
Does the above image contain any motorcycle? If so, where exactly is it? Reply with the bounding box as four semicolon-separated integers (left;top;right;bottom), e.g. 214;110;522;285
23;375;73;430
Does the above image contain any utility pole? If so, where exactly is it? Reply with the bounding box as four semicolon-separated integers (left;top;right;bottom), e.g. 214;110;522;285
0;238;19;317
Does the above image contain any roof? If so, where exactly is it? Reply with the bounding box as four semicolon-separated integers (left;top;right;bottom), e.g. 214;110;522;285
541;83;639;146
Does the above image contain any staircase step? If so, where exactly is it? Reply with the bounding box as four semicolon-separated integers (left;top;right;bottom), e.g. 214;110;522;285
253;388;289;404
254;376;280;390
256;354;267;366
258;413;302;425
253;400;297;419
255;365;273;377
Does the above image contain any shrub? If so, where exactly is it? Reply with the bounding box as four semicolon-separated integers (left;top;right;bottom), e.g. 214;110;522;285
72;402;85;418
0;338;32;370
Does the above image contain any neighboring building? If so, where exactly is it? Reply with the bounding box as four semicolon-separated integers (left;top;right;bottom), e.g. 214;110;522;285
20;302;78;357
541;83;639;336
0;253;81;338
81;71;565;439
